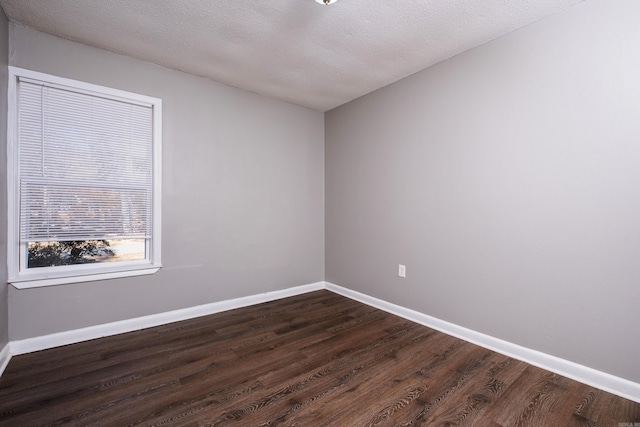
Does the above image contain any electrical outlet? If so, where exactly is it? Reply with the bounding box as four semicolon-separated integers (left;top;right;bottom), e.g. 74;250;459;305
398;264;406;278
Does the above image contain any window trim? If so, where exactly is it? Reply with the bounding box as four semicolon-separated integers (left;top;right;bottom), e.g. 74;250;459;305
7;67;162;288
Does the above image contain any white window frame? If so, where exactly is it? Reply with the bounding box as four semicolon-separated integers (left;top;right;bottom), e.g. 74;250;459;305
7;67;162;288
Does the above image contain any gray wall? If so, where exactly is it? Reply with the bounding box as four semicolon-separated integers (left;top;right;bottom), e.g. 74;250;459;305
8;24;325;340
0;8;8;350
326;0;640;383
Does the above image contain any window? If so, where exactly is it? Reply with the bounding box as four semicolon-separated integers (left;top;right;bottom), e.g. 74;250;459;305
7;68;162;288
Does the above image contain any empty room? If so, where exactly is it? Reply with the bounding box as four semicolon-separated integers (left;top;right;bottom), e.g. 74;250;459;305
0;0;639;425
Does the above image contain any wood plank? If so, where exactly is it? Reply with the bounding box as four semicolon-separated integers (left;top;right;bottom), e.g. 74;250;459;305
0;290;638;426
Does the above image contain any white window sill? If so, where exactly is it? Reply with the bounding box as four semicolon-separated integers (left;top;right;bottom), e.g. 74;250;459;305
9;265;161;289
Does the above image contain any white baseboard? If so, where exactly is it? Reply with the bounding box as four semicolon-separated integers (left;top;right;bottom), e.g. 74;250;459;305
6;280;639;404
0;343;10;378
9;281;325;356
324;282;640;404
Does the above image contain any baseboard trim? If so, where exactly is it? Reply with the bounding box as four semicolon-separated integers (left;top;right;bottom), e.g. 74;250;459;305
10;282;325;356
0;343;10;378
324;282;640;404
6;280;639;403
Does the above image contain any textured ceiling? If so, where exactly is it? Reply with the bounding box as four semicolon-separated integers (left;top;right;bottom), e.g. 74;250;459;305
0;0;582;111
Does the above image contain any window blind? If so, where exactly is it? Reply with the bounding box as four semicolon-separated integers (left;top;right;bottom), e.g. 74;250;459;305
18;78;154;242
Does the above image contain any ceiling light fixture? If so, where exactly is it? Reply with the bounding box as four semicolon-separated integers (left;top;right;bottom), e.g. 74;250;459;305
315;0;337;4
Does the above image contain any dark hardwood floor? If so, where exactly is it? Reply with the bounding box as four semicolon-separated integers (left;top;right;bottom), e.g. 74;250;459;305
0;290;638;426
